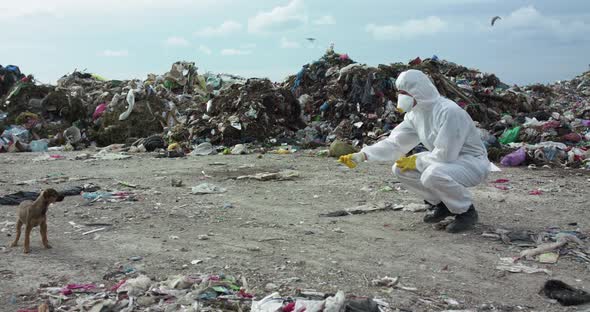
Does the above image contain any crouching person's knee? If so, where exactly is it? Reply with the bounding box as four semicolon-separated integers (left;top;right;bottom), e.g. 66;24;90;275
420;166;451;189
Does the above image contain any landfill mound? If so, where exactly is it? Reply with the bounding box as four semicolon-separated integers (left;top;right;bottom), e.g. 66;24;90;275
285;52;545;147
186;78;306;146
1;54;589;168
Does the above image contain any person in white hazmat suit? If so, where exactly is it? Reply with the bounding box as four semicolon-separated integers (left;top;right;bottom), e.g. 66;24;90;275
339;69;492;233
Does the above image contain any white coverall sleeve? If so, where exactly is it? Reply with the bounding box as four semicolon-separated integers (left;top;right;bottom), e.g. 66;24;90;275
361;120;420;162
416;109;469;172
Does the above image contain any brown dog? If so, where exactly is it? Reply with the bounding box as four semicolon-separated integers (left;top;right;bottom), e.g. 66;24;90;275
11;189;64;253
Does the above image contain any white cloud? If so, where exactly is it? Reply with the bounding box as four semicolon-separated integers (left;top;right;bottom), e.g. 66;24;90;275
248;0;307;34
221;48;251;56
366;16;447;40
280;37;300;49
492;6;590;41
98;49;129;57
241;43;257;49
314;15;335;25
199;45;212;55
195;20;242;36
164;36;189;46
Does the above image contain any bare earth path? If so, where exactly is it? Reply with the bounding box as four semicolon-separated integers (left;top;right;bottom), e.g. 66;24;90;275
1;152;589;311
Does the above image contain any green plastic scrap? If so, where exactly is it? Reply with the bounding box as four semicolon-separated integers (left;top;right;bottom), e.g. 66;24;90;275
499;126;521;145
7;83;24;99
212;286;230;293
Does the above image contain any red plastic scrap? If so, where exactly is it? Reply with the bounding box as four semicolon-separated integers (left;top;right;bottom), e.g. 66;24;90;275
238;289;254;299
493;179;510;183
563;132;582;142
495;185;510;191
283;302;296;312
542;120;561;130
529;189;543;195
409;57;422;66
111;279;126;292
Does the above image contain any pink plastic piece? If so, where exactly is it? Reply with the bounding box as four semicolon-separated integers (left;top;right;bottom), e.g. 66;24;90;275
93;103;108;120
62;283;96;295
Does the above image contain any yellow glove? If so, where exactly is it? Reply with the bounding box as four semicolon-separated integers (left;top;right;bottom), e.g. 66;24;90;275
395;155;417;172
338;152;366;169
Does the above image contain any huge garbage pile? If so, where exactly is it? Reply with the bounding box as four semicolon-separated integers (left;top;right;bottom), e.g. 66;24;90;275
183;78;306;146
0;52;589;168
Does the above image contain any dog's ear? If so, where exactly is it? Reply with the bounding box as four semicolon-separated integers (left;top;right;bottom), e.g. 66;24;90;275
43;189;58;199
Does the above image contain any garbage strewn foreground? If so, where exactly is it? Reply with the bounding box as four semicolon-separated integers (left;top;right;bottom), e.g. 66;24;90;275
1;50;589;168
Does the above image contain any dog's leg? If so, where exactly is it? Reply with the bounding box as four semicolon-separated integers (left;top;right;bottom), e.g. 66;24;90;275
10;219;22;247
40;220;51;249
23;223;33;254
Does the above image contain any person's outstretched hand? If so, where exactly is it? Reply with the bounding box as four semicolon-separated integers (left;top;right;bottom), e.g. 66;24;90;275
395;155;417;172
338;152;366;169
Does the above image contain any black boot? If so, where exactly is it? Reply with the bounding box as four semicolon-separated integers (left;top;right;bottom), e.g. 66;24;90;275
423;202;453;223
446;205;478;233
424;200;436;211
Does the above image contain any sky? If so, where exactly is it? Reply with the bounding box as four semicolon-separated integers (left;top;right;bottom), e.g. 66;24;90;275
1;0;590;85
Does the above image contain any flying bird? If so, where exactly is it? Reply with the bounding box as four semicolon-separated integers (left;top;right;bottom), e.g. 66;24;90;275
305;37;317;43
491;16;501;26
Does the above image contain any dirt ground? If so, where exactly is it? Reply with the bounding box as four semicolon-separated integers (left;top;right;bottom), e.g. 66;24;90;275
1;151;589;311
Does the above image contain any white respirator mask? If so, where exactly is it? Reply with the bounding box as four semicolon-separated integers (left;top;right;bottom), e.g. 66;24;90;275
396;93;415;114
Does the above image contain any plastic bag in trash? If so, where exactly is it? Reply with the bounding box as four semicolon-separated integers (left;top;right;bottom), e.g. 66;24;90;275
1;125;30;143
500;147;526;167
499;126;521;145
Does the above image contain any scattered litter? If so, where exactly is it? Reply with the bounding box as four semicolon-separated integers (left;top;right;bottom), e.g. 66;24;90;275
496;257;551;275
236;170;300;181
538;252;559;264
92;151;131;160
403;203;430;212
81;191;136;203
82;228;106;236
520;233;584;259
370;276;417;291
117;181;138;189
370;276;398;287
191;183;227;195
251;290;388;312
493;179;510;183
32;154;66;162
320;202;398;217
191;142;215;156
